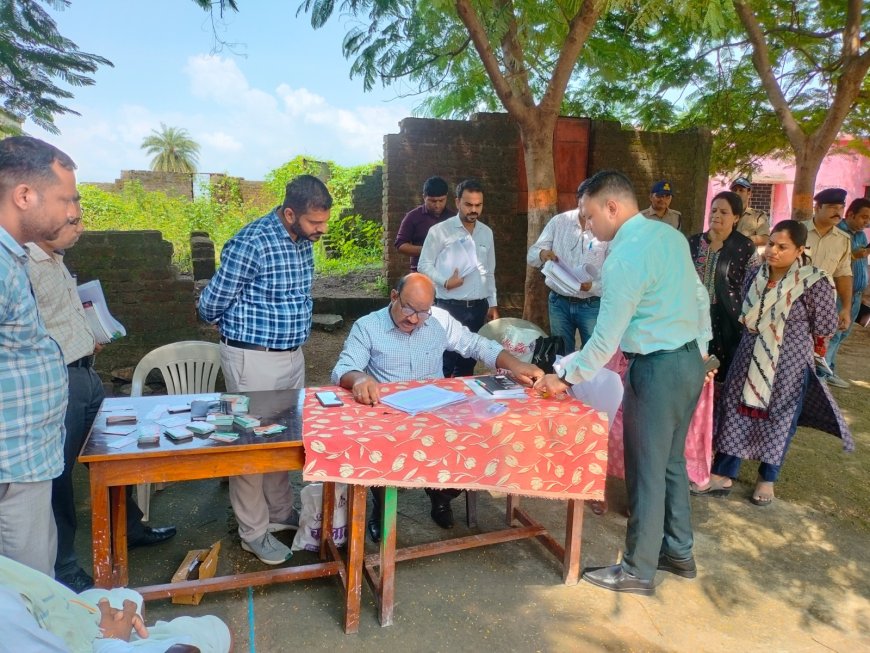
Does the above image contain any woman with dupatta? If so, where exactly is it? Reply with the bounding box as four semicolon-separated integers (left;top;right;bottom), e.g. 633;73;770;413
691;220;853;506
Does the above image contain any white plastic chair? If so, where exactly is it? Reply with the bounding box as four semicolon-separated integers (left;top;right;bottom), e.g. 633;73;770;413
131;341;222;520
478;317;547;343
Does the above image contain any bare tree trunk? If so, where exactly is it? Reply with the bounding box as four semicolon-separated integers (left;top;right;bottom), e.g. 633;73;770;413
520;122;558;329
791;143;828;221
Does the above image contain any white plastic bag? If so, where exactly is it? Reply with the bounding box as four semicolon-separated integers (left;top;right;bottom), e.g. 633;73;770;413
499;325;540;363
291;483;348;552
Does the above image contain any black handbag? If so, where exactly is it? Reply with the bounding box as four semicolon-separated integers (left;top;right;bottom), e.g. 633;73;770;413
530;335;566;374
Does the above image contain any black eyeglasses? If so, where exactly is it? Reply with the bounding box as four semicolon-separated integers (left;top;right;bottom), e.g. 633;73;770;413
397;297;432;320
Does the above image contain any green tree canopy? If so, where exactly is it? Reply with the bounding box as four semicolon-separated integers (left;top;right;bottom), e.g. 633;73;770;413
0;0;112;134
140;123;201;174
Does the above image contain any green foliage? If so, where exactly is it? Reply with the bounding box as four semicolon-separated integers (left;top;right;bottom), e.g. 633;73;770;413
0;0;112;133
140;123;201;173
80;157;383;276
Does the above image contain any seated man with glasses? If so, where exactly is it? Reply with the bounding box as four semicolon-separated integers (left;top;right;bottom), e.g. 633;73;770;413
331;272;543;540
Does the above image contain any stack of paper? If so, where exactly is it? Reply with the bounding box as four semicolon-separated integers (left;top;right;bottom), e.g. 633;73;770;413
542;260;599;296
381;385;468;415
77;280;126;344
434;235;480;280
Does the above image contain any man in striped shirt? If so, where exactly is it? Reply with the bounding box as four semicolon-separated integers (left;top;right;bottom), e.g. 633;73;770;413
332;273;542;539
0;136;74;576
527;180;609;352
27;218;176;593
199;174;332;566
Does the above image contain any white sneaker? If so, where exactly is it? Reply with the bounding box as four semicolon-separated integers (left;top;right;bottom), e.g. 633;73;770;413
827;374;850;388
267;507;300;533
241;533;292;565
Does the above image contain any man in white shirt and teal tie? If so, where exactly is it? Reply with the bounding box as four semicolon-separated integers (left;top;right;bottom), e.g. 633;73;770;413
535;170;709;596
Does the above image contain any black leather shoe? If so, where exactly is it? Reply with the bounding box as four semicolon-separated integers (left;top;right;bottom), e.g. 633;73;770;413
657;553;697;579
57;567;94;593
129;525;177;549
430;501;454;529
367;518;381;543
582;564;656;596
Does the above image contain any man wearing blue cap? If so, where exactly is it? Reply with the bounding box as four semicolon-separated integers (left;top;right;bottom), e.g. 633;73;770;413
641;180;682;230
730;177;770;246
803;187;853;387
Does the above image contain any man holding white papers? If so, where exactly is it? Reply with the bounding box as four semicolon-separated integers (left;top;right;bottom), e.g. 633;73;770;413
418;179;499;377
527;179;608;352
332;273;542;539
26;194;176;592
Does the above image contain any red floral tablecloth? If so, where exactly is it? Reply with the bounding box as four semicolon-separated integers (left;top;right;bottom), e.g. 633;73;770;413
302;379;608;501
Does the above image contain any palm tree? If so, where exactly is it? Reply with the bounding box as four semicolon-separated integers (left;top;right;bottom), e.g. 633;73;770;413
140;123;200;173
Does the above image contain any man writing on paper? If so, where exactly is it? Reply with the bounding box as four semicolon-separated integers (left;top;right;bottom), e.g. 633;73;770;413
331;273;542;540
527;179;608;352
26;207;176;592
418;179;498;377
534;171;708;596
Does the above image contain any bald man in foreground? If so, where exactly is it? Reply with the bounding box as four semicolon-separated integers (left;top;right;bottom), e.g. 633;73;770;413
331;273;543;540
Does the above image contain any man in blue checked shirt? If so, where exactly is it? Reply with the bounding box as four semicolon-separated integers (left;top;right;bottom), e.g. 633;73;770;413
0;136;74;576
199;174;332;566
332;272;543;541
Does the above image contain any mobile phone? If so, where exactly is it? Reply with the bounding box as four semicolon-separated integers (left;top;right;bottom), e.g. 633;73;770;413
315;391;344;407
704;355;721;373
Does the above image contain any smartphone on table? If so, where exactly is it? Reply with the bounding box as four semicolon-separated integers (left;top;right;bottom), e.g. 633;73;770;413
315;391;344;407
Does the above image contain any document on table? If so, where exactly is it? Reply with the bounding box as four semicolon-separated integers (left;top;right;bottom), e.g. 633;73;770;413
434;235;479;279
381;385;468;415
557;352;622;432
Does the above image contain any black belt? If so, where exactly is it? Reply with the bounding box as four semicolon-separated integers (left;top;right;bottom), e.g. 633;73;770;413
437;298;488;308
68;355;94;369
554;292;600;304
623;341;697;360
220;336;298;353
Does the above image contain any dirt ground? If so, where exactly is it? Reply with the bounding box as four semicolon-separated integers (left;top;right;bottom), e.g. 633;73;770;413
77;290;869;652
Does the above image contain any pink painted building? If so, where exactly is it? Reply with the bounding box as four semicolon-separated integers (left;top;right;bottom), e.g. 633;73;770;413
704;144;870;230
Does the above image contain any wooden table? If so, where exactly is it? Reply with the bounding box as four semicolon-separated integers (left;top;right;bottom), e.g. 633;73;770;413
301;379;609;626
79;390;367;634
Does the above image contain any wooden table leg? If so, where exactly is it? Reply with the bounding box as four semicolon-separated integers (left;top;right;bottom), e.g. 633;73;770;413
320;482;335;561
378;486;398;627
563;499;584;585
111;485;128;587
90;467;112;588
343;484;366;634
506;494;520;526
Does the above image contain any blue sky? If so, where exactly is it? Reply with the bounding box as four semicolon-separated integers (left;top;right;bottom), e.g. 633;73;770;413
27;1;417;182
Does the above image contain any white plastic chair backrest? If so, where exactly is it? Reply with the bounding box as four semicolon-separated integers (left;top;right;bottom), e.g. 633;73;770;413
130;341;222;397
478;317;547;344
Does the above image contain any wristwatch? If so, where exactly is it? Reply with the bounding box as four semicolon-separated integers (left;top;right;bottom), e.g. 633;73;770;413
556;367;569;383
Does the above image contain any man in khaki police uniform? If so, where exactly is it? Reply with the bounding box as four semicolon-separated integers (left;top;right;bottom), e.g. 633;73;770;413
730;177;770;246
802;187;853;386
641;180;681;230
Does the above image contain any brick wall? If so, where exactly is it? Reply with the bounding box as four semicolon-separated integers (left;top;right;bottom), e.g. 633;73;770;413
339;166;383;223
382;115;711;309
587;121;712;235
64;231;203;374
118;170;193;200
